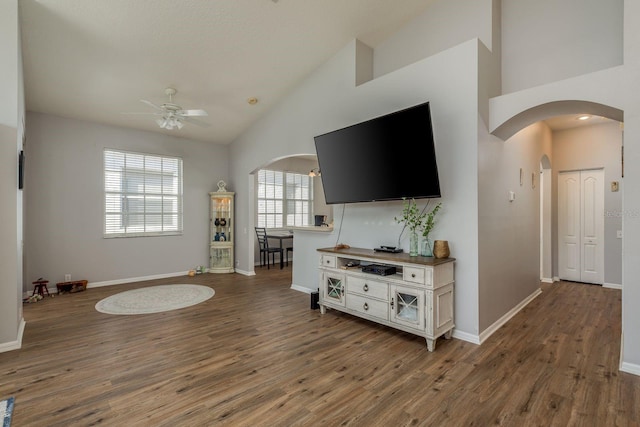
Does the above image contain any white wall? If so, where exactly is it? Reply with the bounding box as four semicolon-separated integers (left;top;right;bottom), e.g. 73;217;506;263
229;37;481;339
492;0;640;374
551;121;623;286
0;0;25;350
501;0;623;94
374;0;496;78
478;121;553;332
24;113;229;288
6;0;640;373
0;124;21;348
620;0;640;377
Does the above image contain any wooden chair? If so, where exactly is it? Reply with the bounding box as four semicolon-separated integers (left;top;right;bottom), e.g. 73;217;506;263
255;227;283;269
285;246;293;266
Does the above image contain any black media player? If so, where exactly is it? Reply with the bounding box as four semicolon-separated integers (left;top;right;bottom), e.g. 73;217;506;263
361;264;397;276
374;246;403;253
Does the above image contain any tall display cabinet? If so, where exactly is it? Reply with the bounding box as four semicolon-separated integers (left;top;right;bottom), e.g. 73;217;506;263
209;181;235;273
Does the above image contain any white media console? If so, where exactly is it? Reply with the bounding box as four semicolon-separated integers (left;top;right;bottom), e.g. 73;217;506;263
317;247;455;351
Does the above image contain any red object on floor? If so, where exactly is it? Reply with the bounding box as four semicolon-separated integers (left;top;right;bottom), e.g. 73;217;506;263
32;279;50;297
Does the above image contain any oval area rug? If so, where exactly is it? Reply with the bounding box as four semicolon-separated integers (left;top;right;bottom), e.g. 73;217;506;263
95;284;215;315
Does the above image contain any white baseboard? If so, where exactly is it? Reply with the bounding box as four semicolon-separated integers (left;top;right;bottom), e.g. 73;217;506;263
0;318;25;353
88;271;190;288
25;269;254;293
234;268;255;276
541;277;554;283
451;329;480;345
478;287;543;345
604;282;622;290
553;276;560;282
290;284;315;294
620;361;640;376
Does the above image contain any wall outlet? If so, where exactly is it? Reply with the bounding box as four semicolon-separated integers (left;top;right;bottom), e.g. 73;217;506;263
64;274;71;282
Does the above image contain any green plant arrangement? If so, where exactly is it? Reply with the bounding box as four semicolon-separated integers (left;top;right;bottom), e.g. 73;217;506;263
394;198;427;256
421;202;442;257
394;198;427;233
394;198;443;257
422;202;442;239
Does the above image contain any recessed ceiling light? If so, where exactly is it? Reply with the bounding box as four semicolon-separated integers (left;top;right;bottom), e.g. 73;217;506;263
247;97;258;105
577;115;591;121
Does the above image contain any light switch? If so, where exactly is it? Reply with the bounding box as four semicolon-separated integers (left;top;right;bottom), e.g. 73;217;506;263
611;181;619;192
509;191;516;202
617;230;623;239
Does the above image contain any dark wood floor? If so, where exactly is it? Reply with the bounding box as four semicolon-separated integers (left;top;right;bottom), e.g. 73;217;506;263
1;267;638;426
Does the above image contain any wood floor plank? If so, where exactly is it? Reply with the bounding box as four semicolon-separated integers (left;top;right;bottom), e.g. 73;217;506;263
0;272;638;426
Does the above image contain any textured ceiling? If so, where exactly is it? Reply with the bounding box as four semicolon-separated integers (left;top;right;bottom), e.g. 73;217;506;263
19;0;438;144
543;114;616;131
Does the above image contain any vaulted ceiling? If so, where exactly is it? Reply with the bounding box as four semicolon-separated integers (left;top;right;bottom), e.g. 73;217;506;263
19;0;438;144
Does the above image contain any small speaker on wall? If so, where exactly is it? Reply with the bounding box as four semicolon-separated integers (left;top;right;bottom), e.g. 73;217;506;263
18;150;24;190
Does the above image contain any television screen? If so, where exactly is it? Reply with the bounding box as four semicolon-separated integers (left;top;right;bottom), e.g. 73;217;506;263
313;102;441;204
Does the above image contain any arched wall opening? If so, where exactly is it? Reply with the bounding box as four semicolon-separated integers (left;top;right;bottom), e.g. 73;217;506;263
246;154;323;273
491;100;623;288
492;100;624;141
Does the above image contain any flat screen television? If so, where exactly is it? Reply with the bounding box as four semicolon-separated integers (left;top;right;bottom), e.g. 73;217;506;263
313;102;441;204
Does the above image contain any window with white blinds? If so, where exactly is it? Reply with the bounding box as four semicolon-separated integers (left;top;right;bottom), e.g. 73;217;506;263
257;169;313;228
104;149;183;237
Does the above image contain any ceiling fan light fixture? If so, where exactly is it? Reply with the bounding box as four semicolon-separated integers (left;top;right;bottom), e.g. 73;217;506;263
155;115;184;130
127;87;208;130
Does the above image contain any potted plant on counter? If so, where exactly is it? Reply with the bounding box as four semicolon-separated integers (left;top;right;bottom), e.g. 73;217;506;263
394;198;426;256
421;202;442;257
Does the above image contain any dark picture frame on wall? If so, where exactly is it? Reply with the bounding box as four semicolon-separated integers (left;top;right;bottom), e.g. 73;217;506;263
18;150;24;190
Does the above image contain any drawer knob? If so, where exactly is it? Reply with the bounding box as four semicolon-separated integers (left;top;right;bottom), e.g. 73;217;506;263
363;302;369;311
411;273;416;278
363;284;369;292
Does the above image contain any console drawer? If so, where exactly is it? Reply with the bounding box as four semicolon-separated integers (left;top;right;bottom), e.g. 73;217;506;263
321;255;336;268
347;294;388;320
403;266;428;285
347;276;388;300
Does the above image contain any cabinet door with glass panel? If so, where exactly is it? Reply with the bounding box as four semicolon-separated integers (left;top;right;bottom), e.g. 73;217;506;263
209;187;235;273
319;271;346;311
389;284;425;330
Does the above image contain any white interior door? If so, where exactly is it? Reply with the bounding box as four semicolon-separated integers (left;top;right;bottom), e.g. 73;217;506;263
559;172;581;281
558;169;604;284
580;170;604;283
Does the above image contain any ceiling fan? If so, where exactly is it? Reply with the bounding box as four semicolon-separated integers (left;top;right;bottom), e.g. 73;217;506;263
124;87;208;130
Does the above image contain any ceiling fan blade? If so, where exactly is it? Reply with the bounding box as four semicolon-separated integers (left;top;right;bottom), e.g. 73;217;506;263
121;111;163;115
140;99;165;111
179;109;208;117
182;117;211;127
